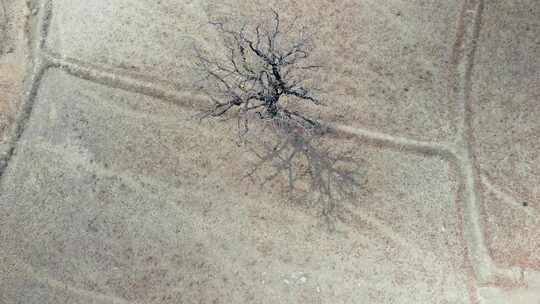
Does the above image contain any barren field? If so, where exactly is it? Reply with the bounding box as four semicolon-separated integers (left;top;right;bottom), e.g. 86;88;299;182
1;0;539;303
0;0;27;144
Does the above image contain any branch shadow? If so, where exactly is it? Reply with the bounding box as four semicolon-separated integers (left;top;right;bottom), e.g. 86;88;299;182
241;119;367;230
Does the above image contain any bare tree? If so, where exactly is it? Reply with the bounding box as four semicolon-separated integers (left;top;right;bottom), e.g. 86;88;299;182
195;10;364;224
194;10;322;137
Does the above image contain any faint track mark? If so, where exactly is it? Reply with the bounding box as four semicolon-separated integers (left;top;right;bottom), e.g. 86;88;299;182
33;141;190;202
0;247;136;304
481;174;537;217
339;207;434;261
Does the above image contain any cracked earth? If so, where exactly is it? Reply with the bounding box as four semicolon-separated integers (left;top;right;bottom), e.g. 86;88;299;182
1;0;539;303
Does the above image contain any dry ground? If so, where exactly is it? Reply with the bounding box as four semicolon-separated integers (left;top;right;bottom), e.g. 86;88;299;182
1;0;539;303
0;0;28;143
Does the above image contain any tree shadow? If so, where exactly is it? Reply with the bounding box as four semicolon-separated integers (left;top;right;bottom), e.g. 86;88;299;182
242;119;366;230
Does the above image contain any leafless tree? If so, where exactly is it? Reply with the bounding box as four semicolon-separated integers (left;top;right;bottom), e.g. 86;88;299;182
195;10;364;223
194;10;322;137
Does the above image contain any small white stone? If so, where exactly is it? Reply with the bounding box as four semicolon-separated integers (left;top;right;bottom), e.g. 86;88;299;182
284;279;291;285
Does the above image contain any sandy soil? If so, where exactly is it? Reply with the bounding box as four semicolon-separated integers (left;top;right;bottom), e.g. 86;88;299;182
1;0;539;303
0;0;29;143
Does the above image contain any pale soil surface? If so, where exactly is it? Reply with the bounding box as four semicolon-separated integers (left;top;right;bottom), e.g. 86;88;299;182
0;0;27;144
1;0;539;303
